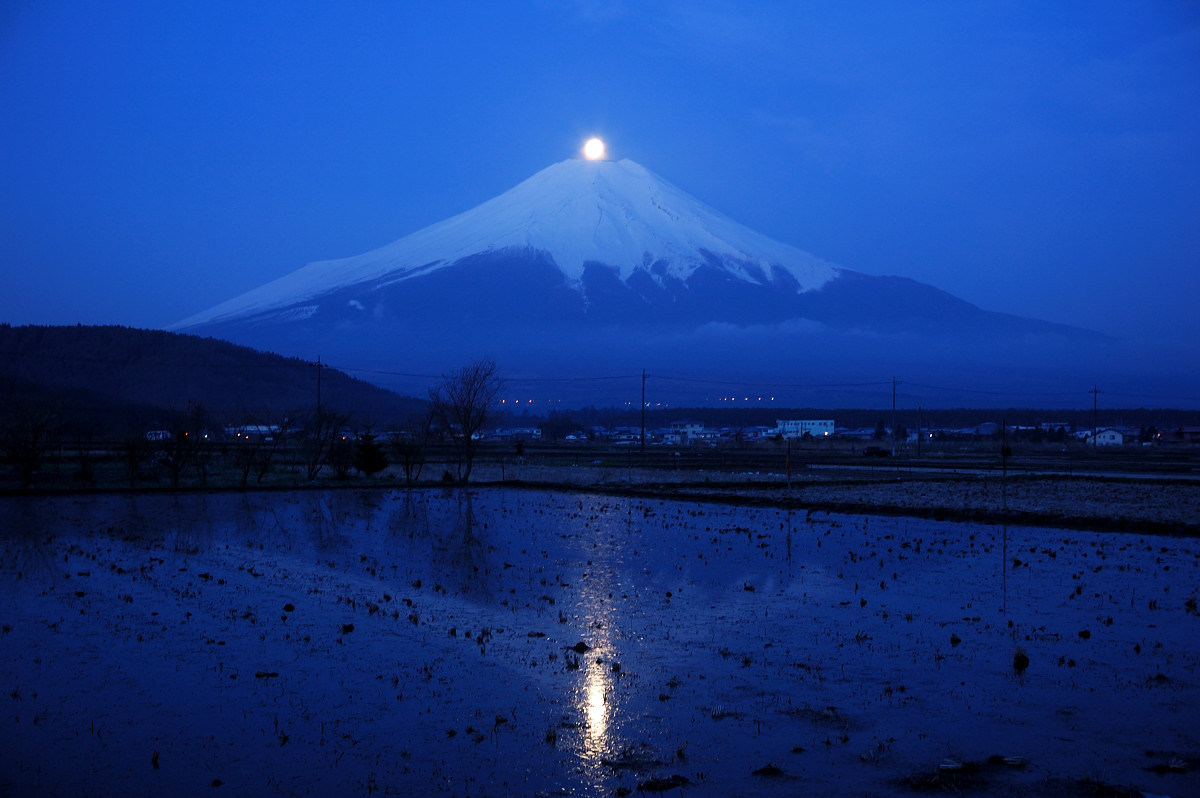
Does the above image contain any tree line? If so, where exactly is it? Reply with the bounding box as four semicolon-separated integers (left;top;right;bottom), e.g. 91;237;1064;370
1;358;503;489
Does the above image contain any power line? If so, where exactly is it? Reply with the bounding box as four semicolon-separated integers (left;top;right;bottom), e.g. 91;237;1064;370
332;367;444;380
503;374;640;384
902;381;1087;398
650;374;893;389
1105;390;1200;402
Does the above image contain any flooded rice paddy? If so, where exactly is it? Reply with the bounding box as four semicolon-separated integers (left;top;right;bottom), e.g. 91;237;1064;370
1;488;1197;796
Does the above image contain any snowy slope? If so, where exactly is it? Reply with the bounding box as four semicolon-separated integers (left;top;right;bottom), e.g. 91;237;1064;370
174;158;840;329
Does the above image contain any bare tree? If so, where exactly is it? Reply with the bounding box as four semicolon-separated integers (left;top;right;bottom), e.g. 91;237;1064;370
120;431;152;488
194;426;216;488
0;401;60;488
429;358;502;483
301;408;350;481
391;410;433;484
154;402;208;488
255;411;297;484
231;433;258;487
230;406;298;486
328;431;355;479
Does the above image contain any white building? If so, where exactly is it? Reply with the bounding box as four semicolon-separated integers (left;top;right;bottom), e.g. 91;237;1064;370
1086;429;1124;447
489;427;542;441
662;421;708;445
773;419;834;439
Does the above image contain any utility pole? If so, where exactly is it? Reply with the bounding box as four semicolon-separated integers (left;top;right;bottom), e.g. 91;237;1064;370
1001;416;1009;478
1001;416;1009;615
891;376;897;456
1090;384;1101;448
916;406;922;458
786;440;792;489
640;369;647;455
313;356;325;417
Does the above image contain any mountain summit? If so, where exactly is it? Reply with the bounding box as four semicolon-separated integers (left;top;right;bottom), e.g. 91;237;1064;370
175;157;1108;404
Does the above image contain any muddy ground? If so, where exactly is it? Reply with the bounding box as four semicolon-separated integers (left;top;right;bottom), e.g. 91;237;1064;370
2;487;1198;796
471;461;1200;535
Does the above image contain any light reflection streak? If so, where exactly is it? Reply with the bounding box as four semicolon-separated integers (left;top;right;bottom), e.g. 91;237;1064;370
585;667;608;743
573;600;616;767
567;499;630;775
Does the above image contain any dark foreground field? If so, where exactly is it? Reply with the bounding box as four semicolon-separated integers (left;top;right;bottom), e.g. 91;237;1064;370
2;488;1197;796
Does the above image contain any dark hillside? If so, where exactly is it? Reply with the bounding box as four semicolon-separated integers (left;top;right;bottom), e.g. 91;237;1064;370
0;324;425;433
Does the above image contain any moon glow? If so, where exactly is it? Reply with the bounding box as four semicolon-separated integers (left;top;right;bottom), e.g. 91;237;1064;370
583;138;606;160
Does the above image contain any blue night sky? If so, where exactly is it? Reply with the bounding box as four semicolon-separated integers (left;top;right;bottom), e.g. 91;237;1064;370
2;1;1198;344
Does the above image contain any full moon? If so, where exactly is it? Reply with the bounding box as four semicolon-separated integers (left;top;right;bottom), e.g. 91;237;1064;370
583;137;606;160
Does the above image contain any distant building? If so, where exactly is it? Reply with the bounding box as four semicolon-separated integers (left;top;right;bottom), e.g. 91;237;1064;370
663;421;708;445
225;424;281;441
1086;429;1124;447
744;426;775;441
773;419;834;439
1156;427;1200;445
490;427;542;441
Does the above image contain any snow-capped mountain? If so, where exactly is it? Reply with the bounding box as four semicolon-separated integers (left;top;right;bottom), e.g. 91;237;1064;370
175;157;1109;404
177;158;842;330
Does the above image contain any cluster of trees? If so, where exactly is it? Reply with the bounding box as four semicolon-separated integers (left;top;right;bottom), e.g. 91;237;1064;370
1;358;504;489
0;400;60;488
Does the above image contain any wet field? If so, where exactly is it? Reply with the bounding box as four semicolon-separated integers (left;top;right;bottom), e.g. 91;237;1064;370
2;488;1197;796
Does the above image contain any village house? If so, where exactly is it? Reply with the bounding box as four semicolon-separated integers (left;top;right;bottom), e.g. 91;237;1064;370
224;424;281;441
1156;426;1200;445
490;427;542;441
1085;428;1125;447
661;421;710;445
772;419;835;439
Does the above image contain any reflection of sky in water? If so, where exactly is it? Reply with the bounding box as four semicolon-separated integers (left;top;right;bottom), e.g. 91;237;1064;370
4;487;1197;797
0;489;846;792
